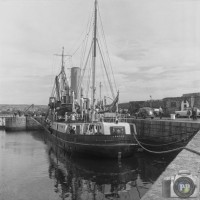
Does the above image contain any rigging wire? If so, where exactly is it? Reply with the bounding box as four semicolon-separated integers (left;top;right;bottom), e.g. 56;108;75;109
77;41;94;95
72;3;94;79
98;51;112;101
80;9;94;61
50;55;57;97
69;3;94;56
72;13;93;59
48;3;94;102
86;55;92;98
97;32;115;98
97;4;117;92
80;32;90;68
97;39;115;99
78;7;95;97
99;55;109;101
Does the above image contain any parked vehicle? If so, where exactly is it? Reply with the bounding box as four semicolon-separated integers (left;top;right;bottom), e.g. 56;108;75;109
135;107;154;119
175;107;200;118
153;108;159;117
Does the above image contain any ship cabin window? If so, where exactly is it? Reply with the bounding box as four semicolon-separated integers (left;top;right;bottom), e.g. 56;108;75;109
68;125;81;135
110;126;125;136
88;124;94;134
83;124;103;135
95;125;103;135
69;125;76;135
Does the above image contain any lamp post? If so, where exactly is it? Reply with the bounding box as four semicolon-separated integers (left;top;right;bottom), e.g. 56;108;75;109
150;95;152;108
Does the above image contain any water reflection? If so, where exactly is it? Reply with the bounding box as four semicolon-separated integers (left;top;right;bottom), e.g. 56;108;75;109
46;140;177;200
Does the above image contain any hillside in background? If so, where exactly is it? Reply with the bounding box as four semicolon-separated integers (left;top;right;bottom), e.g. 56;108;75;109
0;104;48;115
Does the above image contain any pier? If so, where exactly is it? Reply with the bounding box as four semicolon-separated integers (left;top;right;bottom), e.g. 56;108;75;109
4;116;43;131
0;114;13;129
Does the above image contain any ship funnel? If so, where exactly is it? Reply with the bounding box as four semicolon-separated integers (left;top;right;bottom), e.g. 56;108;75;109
71;67;81;102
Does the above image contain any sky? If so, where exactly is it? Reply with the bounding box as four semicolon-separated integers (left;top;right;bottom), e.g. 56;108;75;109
1;0;200;105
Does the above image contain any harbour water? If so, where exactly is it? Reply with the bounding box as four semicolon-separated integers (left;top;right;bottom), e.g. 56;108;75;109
0;130;178;200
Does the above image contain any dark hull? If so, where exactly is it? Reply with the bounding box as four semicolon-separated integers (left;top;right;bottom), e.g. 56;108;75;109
46;129;138;158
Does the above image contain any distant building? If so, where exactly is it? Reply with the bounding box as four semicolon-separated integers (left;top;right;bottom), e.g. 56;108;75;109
162;97;187;115
119;92;200;116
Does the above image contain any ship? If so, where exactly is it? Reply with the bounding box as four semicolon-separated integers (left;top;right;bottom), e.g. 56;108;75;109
46;0;138;158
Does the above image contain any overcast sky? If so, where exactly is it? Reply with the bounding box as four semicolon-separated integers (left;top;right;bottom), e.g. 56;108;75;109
1;0;200;105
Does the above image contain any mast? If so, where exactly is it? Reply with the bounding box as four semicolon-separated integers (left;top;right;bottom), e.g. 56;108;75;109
60;47;65;95
92;0;97;120
99;82;102;102
55;47;67;73
55;47;71;103
61;47;65;72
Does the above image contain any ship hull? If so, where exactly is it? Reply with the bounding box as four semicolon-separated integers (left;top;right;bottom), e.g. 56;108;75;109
46;129;137;158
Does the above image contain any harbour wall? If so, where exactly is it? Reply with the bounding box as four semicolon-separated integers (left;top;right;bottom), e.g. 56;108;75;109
26;117;43;130
5;116;26;131
0;114;13;128
5;116;43;131
0;117;6;128
128;119;200;143
141;130;200;200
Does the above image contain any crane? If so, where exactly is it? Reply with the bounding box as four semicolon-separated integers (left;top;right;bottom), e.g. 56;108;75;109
24;104;34;116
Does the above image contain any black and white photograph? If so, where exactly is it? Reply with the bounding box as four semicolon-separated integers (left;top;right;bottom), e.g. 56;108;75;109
1;0;200;199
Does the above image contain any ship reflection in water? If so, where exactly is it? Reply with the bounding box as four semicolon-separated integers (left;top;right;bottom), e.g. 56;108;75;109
47;140;177;200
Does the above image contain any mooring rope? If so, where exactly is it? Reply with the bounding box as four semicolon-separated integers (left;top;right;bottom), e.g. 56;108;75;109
184;147;200;156
138;134;192;147
132;124;185;154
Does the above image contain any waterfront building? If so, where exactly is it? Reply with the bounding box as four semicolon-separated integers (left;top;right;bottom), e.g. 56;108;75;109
119;92;200;116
